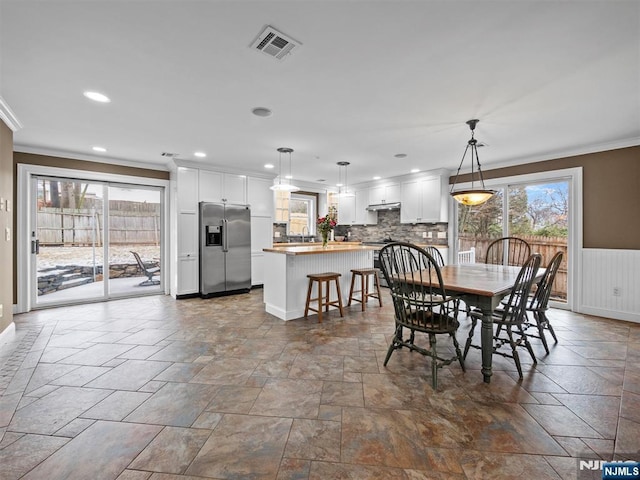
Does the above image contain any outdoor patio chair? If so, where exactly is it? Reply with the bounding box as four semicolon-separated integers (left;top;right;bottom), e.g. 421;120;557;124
130;251;160;286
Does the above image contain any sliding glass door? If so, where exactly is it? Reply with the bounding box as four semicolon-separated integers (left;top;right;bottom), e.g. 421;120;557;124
31;175;163;307
456;177;570;306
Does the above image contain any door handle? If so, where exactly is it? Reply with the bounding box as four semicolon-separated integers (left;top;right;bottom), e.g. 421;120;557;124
223;219;229;252
32;239;40;254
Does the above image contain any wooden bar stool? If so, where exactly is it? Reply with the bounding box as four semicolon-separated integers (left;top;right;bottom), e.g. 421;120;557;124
348;268;383;311
304;272;344;323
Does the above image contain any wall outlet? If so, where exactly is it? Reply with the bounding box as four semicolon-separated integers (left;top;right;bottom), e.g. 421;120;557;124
437;231;446;239
422;232;427;238
5;227;10;242
275;231;281;238
0;303;3;318
613;287;621;296
0;198;3;211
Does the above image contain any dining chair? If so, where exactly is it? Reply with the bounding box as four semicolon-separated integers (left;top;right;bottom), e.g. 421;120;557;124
424;245;445;267
484;236;531;266
463;253;542;379
524;251;563;354
378;242;465;389
465;236;532;316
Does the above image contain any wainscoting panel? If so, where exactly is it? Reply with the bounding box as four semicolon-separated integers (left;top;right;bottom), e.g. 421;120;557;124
581;249;640;323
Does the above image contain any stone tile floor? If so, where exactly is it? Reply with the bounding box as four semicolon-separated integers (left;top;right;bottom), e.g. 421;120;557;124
0;289;638;479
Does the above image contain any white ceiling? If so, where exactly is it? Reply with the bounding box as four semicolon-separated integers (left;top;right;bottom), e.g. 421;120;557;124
1;1;638;187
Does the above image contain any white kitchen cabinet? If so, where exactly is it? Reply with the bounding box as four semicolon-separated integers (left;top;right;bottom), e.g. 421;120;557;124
223;173;247;204
369;183;400;205
337;194;356;225
247;176;274;217
250;216;273;286
354;189;377;225
198;170;247;205
176;212;199;295
177;167;199;213
400;174;448;223
177;256;199;295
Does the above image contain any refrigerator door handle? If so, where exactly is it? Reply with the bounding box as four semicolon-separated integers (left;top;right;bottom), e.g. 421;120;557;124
223;218;229;252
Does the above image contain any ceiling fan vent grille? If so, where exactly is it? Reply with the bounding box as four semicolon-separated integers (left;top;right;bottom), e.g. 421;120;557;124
251;25;301;60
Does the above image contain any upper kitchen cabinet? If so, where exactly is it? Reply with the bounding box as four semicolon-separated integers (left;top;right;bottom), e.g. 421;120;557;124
177;166;199;213
337;194;356;225
247;176;274;217
198;170;247;205
369;183;400;205
355;189;377;224
400;172;449;223
337;189;376;225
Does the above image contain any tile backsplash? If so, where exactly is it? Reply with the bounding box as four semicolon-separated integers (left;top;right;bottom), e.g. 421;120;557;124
273;210;448;245
334;209;448;245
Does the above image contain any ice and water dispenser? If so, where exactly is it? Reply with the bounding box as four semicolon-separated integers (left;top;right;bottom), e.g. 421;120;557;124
205;225;222;246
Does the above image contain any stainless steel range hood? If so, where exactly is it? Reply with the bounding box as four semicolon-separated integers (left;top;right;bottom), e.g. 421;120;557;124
366;202;401;211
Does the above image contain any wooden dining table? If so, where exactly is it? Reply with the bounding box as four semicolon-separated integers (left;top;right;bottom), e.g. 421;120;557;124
408;263;545;383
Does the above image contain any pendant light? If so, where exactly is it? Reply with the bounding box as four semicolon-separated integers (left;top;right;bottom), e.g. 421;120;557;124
449;119;496;206
336;161;355;197
270;147;300;192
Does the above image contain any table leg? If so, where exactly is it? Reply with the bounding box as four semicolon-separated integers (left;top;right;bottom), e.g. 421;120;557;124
480;311;493;383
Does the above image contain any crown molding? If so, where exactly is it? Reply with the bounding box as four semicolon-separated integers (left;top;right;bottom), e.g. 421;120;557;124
14;144;170;172
479;137;640;174
0;96;23;132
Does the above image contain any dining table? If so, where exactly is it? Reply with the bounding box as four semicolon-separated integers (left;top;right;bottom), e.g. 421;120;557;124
408;263;545;383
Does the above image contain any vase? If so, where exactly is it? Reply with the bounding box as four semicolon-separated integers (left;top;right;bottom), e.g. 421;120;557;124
321;231;329;247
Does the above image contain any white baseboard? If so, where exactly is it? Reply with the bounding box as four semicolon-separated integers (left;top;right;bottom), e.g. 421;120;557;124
0;322;16;347
580;306;640;325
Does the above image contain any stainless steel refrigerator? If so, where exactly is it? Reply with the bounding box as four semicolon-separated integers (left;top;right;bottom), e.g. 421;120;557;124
199;202;251;297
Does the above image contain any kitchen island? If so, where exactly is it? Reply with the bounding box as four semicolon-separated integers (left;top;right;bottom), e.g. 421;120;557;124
263;244;376;320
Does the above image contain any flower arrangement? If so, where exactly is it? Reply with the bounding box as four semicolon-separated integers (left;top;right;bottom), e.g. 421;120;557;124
317;207;337;246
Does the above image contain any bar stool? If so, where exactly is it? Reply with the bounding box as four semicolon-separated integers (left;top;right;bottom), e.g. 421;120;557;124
348;268;383;311
304;272;344;323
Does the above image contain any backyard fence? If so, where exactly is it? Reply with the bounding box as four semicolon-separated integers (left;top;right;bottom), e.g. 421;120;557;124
458;235;568;300
37;202;161;246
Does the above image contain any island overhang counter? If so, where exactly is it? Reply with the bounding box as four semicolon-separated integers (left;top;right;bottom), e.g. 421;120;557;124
262;244;377;320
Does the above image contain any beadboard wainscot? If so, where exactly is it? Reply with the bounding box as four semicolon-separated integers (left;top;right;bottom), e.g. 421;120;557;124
263;244;376;320
581;248;640;323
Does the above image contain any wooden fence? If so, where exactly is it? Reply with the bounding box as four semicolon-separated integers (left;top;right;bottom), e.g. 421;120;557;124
458;235;568;300
37;204;160;246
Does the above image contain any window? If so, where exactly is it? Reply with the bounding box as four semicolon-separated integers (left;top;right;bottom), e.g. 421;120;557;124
289;192;318;235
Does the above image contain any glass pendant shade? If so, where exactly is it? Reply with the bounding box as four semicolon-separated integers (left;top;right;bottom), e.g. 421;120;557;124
451;189;495;206
336;161;355;197
270;147;299;192
449;119;495;206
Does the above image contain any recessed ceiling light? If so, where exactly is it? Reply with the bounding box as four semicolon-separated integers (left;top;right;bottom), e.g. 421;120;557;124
373;176;381;180
194;151;206;158
264;163;275;169
92;146;107;153
252;107;272;117
411;168;420;173
394;153;407;158
83;91;111;103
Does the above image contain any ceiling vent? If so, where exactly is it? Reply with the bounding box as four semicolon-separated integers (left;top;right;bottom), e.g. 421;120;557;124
251;25;301;61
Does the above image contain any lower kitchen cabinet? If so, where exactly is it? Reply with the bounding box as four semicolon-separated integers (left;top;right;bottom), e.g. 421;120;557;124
177;255;199;295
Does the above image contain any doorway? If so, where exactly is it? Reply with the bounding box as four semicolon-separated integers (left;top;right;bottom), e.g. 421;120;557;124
21;168;166;310
454;168;582;310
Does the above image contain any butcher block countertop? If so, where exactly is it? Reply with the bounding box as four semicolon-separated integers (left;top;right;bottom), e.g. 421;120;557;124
263;244;377;255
